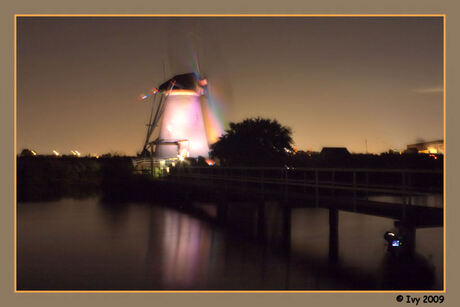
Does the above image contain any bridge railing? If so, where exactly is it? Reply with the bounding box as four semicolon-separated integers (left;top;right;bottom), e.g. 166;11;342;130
167;166;443;206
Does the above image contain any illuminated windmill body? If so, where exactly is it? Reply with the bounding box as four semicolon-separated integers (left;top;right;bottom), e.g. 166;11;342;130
140;73;211;160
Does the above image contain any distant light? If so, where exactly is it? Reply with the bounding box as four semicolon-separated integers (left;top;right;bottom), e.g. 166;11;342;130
199;78;208;86
178;155;184;162
31;150;37;156
138;93;150;101
205;159;215;166
53;150;60;156
71;150;81;157
178;148;189;159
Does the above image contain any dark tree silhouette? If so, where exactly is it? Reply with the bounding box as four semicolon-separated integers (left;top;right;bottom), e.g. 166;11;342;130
20;148;35;157
210;117;294;166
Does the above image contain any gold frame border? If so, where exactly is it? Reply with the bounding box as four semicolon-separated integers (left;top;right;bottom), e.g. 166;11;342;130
13;13;447;294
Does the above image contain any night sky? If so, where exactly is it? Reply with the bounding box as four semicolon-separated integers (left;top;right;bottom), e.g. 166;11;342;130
17;17;443;156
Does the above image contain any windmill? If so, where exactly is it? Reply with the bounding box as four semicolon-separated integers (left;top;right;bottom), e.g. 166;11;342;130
138;72;212;160
136;25;230;169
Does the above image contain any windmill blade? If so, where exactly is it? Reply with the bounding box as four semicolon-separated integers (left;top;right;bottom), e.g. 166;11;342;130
141;94;165;154
139;20;232;158
164;22;233;147
143;81;176;152
164;19;206;80
142;92;159;152
163;18;233;110
151;84;172;130
191;28;233;144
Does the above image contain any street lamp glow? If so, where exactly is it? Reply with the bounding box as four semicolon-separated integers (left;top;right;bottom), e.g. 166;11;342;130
71;150;82;157
53;150;60;156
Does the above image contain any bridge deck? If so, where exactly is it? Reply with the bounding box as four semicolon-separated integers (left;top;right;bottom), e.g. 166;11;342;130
157;166;443;228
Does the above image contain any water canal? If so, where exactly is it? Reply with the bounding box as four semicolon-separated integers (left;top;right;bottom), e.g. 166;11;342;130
17;197;443;290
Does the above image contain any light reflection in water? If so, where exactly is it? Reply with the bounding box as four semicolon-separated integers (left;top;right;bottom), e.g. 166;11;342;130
369;194;443;208
160;212;213;287
17;197;442;290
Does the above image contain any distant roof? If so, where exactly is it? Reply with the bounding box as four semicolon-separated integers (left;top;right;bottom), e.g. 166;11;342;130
407;139;444;147
158;73;200;92
320;147;350;157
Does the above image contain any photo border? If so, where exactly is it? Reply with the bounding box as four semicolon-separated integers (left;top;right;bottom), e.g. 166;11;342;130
13;13;447;294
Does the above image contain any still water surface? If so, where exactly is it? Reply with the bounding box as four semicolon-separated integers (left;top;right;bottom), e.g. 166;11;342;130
17;197;443;290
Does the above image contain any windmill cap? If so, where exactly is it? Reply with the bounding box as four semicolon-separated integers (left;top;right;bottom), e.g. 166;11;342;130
158;72;207;92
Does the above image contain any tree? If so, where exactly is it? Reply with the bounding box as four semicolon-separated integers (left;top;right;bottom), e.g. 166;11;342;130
210;117;294;166
20;148;35;157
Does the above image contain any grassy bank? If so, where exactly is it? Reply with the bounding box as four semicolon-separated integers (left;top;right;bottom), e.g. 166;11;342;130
17;153;443;203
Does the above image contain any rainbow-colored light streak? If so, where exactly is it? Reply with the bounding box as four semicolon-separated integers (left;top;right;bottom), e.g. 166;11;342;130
185;35;202;78
201;84;227;145
179;40;227;146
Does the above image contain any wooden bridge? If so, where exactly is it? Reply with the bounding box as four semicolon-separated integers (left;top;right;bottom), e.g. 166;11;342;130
161;166;443;226
133;164;444;288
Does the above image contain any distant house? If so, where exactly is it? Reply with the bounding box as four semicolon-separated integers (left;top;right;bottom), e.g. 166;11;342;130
406;140;444;154
320;147;350;159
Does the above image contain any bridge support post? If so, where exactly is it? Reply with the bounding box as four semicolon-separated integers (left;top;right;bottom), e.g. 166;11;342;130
261;170;264;194
406;226;416;255
303;171;306;193
284;169;288;202
257;201;266;240
315;170;319;207
282;204;291;252
331;170;336;198
329;208;339;264
399;222;416;255
353;171;357;211
217;200;228;225
365;172;369;200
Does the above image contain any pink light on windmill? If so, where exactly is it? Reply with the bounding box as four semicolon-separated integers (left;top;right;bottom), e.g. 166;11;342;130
155;73;209;159
205;159;215;166
199;78;208;87
139;73;224;159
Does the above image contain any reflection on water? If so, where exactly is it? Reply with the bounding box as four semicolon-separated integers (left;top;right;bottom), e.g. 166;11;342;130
159;212;215;288
369;194;443;208
17;197;443;290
